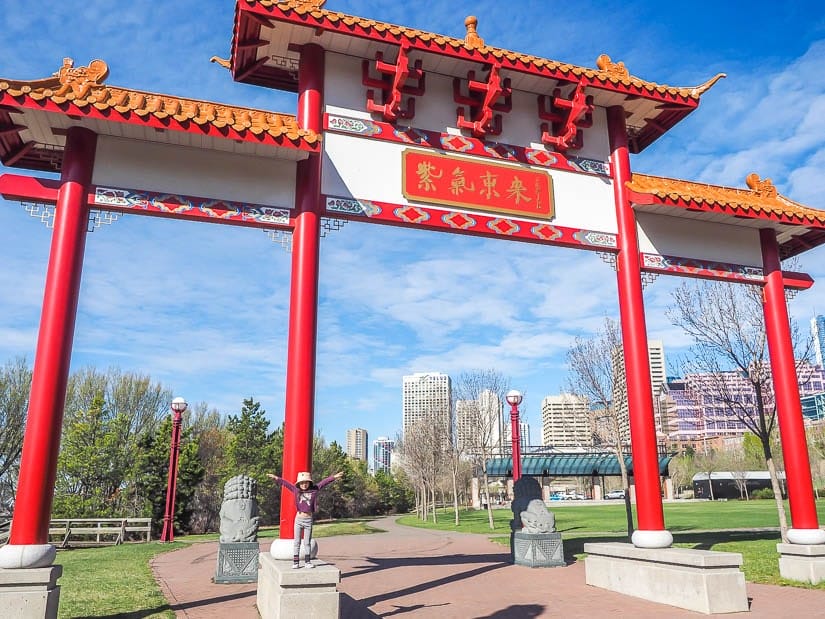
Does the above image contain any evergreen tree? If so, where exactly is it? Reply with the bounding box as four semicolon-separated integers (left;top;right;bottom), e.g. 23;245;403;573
225;398;283;524
131;417;204;535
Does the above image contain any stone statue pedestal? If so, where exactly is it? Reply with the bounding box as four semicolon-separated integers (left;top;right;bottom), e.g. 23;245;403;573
513;531;565;568
215;541;259;584
257;552;340;619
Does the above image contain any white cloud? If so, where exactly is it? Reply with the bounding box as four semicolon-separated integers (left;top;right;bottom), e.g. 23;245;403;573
1;1;823;443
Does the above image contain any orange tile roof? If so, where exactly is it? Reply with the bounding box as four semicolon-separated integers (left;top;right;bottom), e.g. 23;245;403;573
627;173;825;226
242;0;725;101
0;58;320;146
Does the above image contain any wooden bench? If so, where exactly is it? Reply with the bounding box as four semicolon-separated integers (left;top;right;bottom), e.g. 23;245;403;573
47;518;152;548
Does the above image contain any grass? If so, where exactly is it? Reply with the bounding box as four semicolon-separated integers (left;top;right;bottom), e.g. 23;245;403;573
398;500;825;588
56;517;384;618
58;541;181;619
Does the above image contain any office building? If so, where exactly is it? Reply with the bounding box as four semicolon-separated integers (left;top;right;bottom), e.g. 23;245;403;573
372;436;394;474
666;362;825;446
541;394;592;447
455;389;503;454
503;419;531;451
613;339;668;443
812;315;825;368
402;372;452;447
346;428;368;461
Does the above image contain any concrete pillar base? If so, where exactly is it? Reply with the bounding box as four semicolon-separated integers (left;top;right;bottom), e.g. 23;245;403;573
0;565;62;619
257;552;340;619
269;538;318;561
778;542;825;584
585;542;748;615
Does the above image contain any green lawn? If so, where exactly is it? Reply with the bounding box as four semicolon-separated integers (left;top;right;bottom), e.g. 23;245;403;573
398;500;825;587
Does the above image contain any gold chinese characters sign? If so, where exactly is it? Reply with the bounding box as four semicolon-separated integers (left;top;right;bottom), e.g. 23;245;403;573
401;149;554;220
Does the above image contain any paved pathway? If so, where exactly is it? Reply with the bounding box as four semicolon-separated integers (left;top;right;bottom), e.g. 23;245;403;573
151;517;825;618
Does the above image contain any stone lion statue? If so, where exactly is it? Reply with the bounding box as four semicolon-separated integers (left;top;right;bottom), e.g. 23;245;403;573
219;475;260;543
520;499;556;534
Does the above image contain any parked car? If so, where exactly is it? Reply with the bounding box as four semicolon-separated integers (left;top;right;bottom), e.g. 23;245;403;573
565;492;585;500
604;490;625;500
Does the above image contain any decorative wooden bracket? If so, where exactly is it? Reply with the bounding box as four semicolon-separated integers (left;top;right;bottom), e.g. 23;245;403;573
453;62;512;137
538;81;593;151
361;41;425;122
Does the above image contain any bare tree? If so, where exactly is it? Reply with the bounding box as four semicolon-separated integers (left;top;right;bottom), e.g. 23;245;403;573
567;317;634;537
667;280;811;541
453;370;510;530
807;424;825;499
398;417;448;523
0;358;32;511
667;450;696;498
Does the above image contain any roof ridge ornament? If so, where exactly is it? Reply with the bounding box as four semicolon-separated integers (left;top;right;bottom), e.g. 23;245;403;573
595;54;629;80
464;15;485;49
690;72;726;96
54;58;109;98
745;173;778;198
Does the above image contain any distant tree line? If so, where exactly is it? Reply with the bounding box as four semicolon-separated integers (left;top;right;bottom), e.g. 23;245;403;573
0;363;413;536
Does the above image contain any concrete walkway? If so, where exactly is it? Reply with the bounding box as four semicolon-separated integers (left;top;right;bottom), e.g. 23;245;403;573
151;517;825;618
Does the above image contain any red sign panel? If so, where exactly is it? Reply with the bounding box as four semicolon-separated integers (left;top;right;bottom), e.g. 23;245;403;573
402;149;554;220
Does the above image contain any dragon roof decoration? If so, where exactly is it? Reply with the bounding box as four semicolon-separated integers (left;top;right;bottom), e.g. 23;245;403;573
627;173;825;226
240;0;725;101
0;58;320;145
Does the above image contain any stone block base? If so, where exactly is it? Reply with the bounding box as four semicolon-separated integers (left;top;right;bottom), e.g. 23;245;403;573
0;565;62;619
584;542;748;615
215;542;259;584
513;531;565;567
778;543;825;584
257;552;340;619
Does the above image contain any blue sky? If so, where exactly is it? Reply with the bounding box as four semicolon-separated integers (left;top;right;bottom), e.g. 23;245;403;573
0;1;824;449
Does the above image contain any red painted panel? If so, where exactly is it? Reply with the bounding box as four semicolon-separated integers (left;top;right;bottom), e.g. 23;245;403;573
402;149;554;220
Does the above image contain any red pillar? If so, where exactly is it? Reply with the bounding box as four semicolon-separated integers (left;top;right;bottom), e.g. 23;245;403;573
760;228;824;544
280;44;324;538
606;106;669;547
9;127;97;549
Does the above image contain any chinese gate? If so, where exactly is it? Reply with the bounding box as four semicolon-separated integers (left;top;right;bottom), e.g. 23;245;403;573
0;0;823;595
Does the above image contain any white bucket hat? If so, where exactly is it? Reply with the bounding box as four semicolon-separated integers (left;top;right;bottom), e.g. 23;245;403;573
295;472;313;485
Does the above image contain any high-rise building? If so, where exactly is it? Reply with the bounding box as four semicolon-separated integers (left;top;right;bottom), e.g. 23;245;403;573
503;419;531;450
812;315;825;368
541;394;592;447
372;436;394;474
455;389;502;454
346;428;368;461
666;362;825;446
613;339;668;443
402;372;452;447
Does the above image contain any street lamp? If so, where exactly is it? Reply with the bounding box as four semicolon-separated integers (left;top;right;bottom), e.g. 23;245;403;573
160;396;187;542
506;390;523;482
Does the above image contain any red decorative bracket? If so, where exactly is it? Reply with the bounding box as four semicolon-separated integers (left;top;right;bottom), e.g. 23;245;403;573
453;63;512;138
361;41;425;122
538;81;594;151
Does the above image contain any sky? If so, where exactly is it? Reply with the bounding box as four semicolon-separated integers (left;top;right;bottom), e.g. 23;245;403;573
0;1;824;453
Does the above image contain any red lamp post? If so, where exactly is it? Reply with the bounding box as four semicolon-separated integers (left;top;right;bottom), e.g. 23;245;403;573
506;390;523;482
160;396;187;542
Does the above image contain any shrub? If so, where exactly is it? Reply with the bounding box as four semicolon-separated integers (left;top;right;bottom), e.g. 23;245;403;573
750;488;775;500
